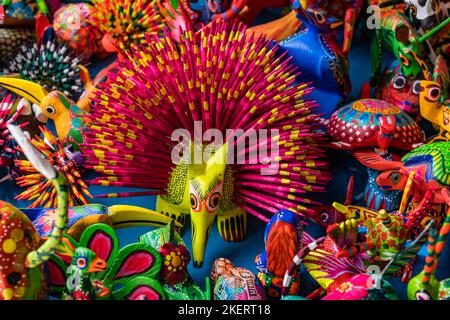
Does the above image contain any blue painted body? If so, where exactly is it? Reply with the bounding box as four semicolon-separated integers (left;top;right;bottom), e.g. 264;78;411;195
280;1;350;118
364;155;402;212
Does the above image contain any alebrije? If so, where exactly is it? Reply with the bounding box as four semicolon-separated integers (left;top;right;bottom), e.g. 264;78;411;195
4;37;84;100
0;95;27;182
88;0;164;55
48;223;166;300
84;21;330;268
14;125;92;208
0;123;69;300
53;3;108;62
139;221;211;300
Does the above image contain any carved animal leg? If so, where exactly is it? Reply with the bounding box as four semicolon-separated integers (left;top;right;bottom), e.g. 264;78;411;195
156;197;188;234
217;206;247;242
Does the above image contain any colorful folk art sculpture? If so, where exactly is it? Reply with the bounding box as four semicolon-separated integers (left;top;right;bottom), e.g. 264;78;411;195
0;96;27;183
210;258;266;300
281;236;400;300
2;0;45;19
88;0;163;56
403;0;450;34
0;124;69;300
407;208;450;300
309;177;354;229
83;21;330;268
77;61;119;112
255;209;305;298
22;203;176;240
3;26;85;101
281;216;432;299
403;0;450;62
376;141;450;227
301;220;367;295
419;81;450;141
139;221;211;300
371;8;426;85
374;49;447;120
53;3;108;62
327;98;424;211
0;77;91;150
376;62;422;118
48;223;166;300
327;99;424;151
280;0;353;117
14;125;91;208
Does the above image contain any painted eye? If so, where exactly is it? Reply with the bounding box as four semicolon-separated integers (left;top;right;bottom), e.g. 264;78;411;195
190;193;201;212
416;291;431;300
45;105;56;115
320;211;330;222
315;12;326;24
392;75;407;89
77;257;87;269
206;192;222;212
428;87;441;101
391;173;401;184
205;181;224;213
412;81;421;95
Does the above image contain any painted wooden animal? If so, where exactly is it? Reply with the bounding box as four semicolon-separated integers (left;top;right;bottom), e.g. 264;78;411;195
255;209;305;298
82;21;330;268
210;258;266;300
0;78;91;150
279;0;353;117
327;98;424;211
407;206;450;300
0;124;68;300
376;141;450;226
48;223;166;300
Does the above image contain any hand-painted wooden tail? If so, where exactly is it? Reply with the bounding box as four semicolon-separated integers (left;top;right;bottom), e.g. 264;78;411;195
281;237;326;297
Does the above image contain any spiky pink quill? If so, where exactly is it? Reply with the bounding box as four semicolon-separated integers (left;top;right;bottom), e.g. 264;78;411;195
83;21;330;221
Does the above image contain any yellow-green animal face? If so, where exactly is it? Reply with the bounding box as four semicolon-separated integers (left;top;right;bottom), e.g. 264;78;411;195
419;80;442;125
39;92;71;121
188;143;228;267
189;175;224;268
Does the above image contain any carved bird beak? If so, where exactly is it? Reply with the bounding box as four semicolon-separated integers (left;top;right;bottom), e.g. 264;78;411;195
88;256;108;273
0;76;48;105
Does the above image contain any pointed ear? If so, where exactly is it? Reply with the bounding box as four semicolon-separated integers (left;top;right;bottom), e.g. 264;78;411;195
79;223;119;268
206;143;228;178
111;276;166;300
78;65;92;86
395;24;411;45
103;243;162;285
